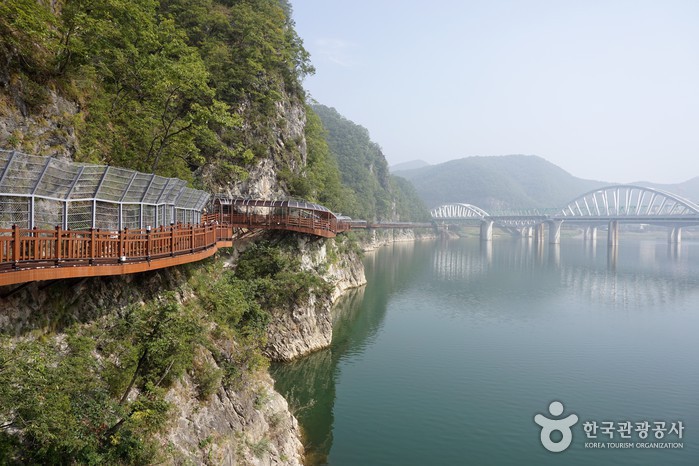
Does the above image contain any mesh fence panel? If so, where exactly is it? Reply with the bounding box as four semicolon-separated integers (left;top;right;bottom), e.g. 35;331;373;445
0;196;30;228
142;205;156;228
0;154;45;194
67;201;93;230
143;177;167;204
34;158;81;199
70;165;105;200
123;173;152;202
122;205;142;229
34;199;63;229
95;201;120;230
159;178;185;205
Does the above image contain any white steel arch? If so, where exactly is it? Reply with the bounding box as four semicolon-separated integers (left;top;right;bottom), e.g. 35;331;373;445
430;203;489;219
559;185;699;218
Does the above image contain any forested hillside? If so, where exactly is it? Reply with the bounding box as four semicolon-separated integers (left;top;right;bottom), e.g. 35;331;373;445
395;155;607;210
0;1;430;463
638;177;699;204
0;0;311;186
310;104;429;221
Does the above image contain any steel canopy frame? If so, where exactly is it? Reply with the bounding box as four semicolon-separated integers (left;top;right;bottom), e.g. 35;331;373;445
0;150;210;230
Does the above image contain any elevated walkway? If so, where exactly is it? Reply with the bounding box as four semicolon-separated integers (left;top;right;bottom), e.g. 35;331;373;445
0;222;234;287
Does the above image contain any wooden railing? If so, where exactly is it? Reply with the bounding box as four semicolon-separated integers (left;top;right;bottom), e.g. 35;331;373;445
0;222;234;286
0;209;425;287
220;212;342;238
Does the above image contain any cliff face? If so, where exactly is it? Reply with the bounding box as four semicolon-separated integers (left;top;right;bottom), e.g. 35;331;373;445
203;95;308;199
264;236;366;362
161;359;303;465
0;88;79;159
0;263;305;465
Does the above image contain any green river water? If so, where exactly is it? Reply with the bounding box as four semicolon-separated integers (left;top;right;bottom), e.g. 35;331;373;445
272;236;699;465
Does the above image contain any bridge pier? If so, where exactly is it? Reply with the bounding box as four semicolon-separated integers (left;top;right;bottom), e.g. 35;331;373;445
548;220;562;244
480;220;494;242
668;226;682;244
584;226;598;242
534;223;546;244
607;220;619;247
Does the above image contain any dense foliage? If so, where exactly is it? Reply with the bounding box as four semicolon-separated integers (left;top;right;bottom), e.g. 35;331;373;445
0;2;429;462
0;239;329;463
0;0;311;183
310;104;430;221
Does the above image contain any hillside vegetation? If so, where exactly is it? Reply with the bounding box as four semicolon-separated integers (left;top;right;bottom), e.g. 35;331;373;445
395;155;607;211
310;104;430;222
0;0;311;185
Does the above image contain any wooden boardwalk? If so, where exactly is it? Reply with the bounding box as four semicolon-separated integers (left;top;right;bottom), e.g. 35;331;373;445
0;204;434;287
0;222;234;287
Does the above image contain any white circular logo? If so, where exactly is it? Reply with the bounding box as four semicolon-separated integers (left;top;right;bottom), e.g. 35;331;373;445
534;401;579;452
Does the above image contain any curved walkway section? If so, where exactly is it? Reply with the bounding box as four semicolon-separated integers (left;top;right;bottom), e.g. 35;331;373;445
211;197;352;237
0;223;233;287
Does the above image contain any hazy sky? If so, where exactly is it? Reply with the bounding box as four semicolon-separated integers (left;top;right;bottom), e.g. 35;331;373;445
291;0;699;183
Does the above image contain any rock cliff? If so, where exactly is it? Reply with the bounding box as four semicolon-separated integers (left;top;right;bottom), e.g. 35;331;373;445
264;236;366;362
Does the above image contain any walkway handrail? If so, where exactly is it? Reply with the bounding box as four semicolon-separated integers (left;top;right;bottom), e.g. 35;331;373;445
0;221;234;287
0;208;406;287
0;223;232;266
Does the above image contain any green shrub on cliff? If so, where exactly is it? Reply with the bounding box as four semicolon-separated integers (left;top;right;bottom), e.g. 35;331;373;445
0;0;313;185
0;293;199;464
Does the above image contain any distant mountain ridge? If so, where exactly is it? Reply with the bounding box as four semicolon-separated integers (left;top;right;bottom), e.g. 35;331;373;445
389;160;430;172
394;155;699;211
635;178;699;205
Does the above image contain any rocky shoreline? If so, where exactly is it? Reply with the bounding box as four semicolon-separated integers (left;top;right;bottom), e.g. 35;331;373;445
0;227;434;465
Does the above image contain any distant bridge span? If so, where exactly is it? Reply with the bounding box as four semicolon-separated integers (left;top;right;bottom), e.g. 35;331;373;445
557;184;699;222
430;184;699;244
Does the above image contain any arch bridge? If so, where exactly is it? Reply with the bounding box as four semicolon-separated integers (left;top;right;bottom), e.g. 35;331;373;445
430;185;699;244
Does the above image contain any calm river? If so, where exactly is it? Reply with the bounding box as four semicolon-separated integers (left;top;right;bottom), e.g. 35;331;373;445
272;236;699;465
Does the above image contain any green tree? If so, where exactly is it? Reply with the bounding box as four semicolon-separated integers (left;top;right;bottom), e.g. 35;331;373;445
58;0;237;179
311;104;429;221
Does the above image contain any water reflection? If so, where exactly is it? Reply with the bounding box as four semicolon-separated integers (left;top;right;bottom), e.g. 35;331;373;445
272;238;699;465
272;242;427;464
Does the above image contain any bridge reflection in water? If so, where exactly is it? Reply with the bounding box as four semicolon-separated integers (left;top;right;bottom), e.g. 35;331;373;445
431;238;697;310
272;238;699;465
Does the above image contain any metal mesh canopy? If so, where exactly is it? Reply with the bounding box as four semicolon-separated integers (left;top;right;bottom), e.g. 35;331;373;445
215;196;333;214
0;150;210;230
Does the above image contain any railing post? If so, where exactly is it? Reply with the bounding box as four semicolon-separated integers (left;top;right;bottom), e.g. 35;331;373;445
90;228;96;264
12;224;20;266
190;224;195;252
33;226;39;260
146;226;151;261
170;223;175;256
119;228;126;260
55;225;62;264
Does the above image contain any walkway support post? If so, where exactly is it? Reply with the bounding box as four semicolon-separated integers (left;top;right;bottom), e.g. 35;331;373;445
90;228;96;264
12;224;20;265
480;220;494;242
